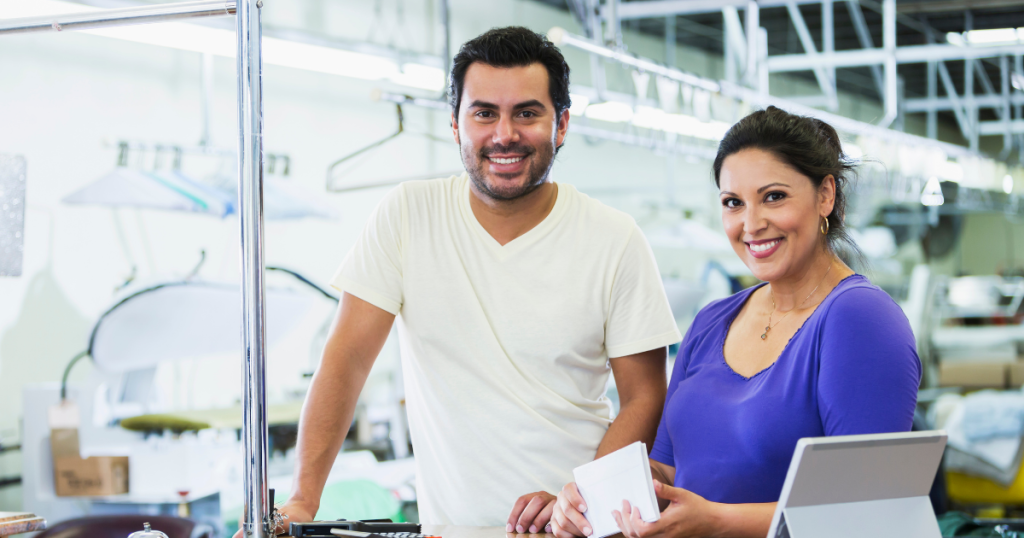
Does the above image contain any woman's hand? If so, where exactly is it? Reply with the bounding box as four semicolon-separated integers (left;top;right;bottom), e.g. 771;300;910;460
612;480;715;538
551;482;593;538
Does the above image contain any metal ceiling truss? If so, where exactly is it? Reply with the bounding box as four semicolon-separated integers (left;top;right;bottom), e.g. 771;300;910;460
589;0;1024;159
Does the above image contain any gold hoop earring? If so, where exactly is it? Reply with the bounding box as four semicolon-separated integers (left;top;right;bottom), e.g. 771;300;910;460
820;217;830;235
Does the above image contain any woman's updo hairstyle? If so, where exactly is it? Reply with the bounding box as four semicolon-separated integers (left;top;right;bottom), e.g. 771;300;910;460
712;106;862;263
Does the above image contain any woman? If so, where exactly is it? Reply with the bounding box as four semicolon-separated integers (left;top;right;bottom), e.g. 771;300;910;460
551;106;921;538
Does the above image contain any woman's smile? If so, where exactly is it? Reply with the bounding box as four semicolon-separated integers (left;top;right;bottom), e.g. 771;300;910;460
746;238;783;259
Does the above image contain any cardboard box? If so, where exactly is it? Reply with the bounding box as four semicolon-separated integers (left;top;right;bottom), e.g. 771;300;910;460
53;456;129;497
49;428;129;497
938;361;1009;388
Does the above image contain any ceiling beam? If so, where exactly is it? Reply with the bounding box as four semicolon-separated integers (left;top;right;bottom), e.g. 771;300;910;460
897;0;1024;14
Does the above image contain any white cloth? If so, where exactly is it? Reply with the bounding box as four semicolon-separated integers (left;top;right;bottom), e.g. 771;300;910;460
331;174;681;525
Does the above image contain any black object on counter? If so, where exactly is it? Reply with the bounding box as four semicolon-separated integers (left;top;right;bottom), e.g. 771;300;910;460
290;519;421;537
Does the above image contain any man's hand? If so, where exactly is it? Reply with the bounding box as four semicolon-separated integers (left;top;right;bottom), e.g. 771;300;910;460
551;482;591;538
231;499;317;537
507;491;557;534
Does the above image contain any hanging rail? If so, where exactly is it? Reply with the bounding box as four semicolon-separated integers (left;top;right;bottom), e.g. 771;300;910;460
0;0;236;34
1;2;271;536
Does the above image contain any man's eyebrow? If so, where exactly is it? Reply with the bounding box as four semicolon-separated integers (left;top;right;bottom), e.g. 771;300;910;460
466;99;548;110
513;99;546;110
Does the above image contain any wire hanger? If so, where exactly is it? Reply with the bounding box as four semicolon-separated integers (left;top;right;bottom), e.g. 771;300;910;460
326;102;459;192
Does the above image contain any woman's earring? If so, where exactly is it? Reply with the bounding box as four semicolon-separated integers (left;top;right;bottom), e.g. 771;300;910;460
820;217;830;235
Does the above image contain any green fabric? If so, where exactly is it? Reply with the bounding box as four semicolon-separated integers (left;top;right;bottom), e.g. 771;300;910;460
119;414;210;433
224;479;403;532
938;511;1024;537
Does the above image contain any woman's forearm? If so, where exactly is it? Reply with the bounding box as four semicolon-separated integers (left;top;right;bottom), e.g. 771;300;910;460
706;501;776;538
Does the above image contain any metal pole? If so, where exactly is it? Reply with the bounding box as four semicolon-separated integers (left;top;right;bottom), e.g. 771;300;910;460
200;52;215;148
0;0;235;34
237;0;269;535
746;1;759;88
822;0;834;89
927;59;937;138
879;0;897;127
1002;55;1012;158
665;16;676;68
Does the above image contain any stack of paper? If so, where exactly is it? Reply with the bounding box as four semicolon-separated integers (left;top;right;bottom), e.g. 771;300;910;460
573;442;660;538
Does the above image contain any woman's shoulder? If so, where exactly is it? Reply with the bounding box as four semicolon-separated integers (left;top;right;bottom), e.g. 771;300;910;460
823;275;901;312
819;274;912;332
691;284;763;329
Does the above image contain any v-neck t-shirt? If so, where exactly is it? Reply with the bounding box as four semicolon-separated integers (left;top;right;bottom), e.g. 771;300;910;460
331;173;682;524
650;275;920;504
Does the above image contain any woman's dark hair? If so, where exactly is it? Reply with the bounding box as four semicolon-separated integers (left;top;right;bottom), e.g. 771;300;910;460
448;26;572;119
712;106;863;265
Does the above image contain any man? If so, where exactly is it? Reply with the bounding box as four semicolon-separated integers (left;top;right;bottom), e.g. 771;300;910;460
263;27;681;535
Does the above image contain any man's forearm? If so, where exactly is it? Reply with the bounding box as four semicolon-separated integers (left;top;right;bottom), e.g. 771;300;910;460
287;293;395;512
595;393;664;458
286;364;365;511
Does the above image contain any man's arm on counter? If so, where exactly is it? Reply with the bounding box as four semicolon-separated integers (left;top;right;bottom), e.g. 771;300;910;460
252;293;395;535
507;346;668;533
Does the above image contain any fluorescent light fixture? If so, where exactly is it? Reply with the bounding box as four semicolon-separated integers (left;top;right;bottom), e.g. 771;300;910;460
661;114;730;141
935;160;964;182
568;93;590;116
966;27;1022;44
921;177;945;206
1005;174;1015;194
946;32;966;47
628;105;729;141
630;105;667;130
1;0;446;91
585;101;634;123
947;28;1024;47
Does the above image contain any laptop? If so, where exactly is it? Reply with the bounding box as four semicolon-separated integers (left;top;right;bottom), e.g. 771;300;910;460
767;430;947;538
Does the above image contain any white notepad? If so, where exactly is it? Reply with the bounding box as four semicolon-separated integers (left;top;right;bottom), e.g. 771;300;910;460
572;441;660;538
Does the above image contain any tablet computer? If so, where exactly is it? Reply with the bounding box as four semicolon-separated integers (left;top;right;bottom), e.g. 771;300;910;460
766;430;946;538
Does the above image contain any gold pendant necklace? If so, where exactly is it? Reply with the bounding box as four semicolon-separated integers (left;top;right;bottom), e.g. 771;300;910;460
761;262;834;340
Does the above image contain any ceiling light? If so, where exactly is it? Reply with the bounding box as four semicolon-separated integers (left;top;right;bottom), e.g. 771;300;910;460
964;28;1022;45
1012;72;1024;91
921;177;945;206
585;101;634;123
1;0;446;91
946;32;966;47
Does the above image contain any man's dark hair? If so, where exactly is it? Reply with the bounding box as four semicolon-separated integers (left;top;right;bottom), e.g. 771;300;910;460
448;26;572;120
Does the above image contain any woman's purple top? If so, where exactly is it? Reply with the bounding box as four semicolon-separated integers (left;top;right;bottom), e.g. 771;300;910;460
649;274;921;504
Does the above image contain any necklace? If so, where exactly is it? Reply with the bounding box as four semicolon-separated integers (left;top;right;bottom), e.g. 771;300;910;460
761;262;834;341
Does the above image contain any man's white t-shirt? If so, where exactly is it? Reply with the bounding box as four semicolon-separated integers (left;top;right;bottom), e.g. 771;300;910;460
331;173;681;525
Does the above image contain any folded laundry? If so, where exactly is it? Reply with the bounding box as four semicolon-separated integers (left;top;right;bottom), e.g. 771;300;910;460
962;390;1024;442
946;444;1023;487
946;398;1022;471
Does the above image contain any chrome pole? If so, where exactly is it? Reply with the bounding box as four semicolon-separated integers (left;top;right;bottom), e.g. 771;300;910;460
237;0;269;536
0;0;235;35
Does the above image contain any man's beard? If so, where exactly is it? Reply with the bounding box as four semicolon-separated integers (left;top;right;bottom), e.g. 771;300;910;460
462;141;555;202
